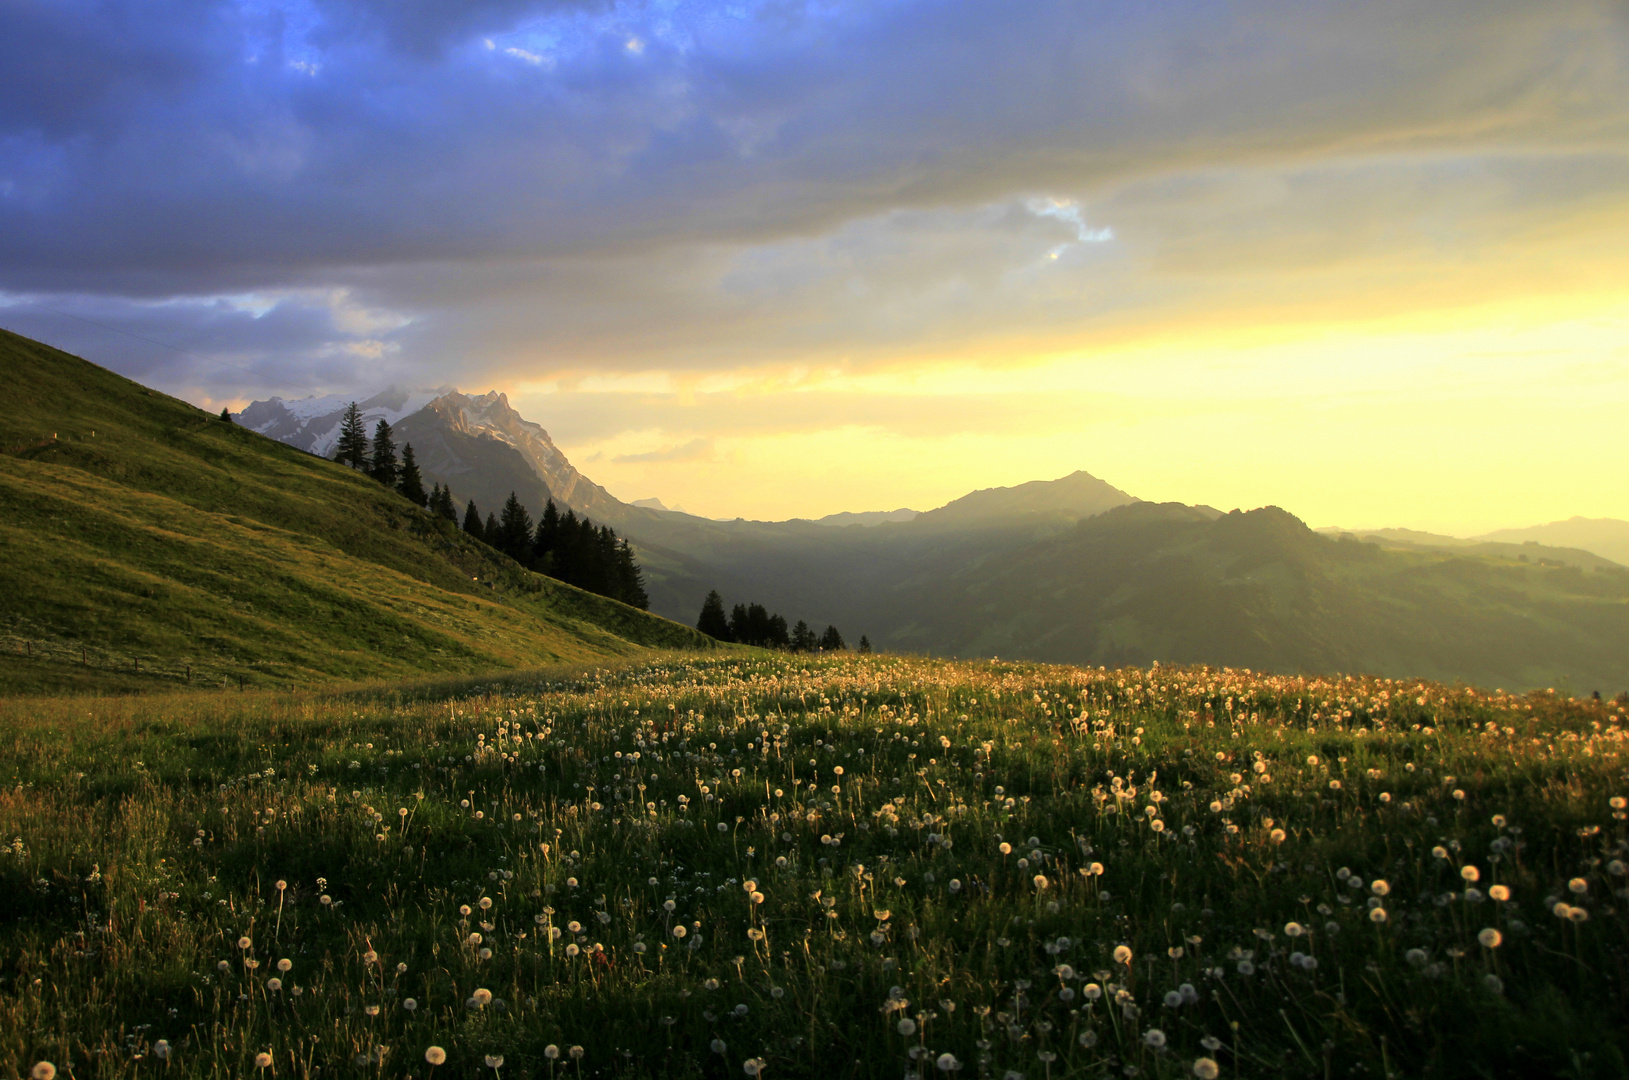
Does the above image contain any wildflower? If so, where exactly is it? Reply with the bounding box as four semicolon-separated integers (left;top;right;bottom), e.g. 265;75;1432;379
1083;983;1102;1000
485;1056;505;1069
544;1046;560;1060
1193;1059;1220;1079
1461;866;1480;883
1489;885;1510;902
404;998;418;1012
1432;846;1448;860
1269;828;1286;843
711;1039;728;1054
570;1047;584;1060
277;958;292;972
1114;945;1132;965
1000;842;1012;855
1478;928;1502;948
426;1047;447;1066
154;1041;171;1061
238;936;253;950
1369;907;1388;923
254;1052;273;1069
267;977;282;991
363;950;378;964
1033;874;1049;890
898;1018;917;1036
936;1053;961;1071
1144;1029;1167;1049
674;925;688;938
471;988;493;1006
1370;880;1390;897
1484;974;1505;994
1079;1030;1098;1048
1284;922;1304;937
1569;877;1589;895
744;1058;768;1076
31;1065;55;1080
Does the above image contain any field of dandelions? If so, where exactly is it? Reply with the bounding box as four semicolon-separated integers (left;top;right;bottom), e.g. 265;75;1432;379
2;655;1627;1080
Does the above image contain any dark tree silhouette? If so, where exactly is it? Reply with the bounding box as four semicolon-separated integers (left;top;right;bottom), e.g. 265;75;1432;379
218;407;233;423
697;590;731;640
791;620;818;652
397;443;428;507
820;625;845;651
859;635;872;654
368;419;398;487
333;402;369;469
496;491;534;565
462;499;484;538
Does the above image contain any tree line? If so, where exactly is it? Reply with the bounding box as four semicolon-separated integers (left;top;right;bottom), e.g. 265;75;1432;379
331;402;648;609
695;590;869;653
333;402;428;506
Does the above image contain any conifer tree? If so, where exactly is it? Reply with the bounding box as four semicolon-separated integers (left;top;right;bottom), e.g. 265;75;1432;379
218;407;233;423
396;443;428;506
334;402;369;469
615;538;649;609
729;603;750;644
497;492;534;565
697;590;731;640
767;613;790;650
462;499;483;538
368;419;399;486
532;498;561;571
484;511;500;547
791;620;818;652
428;483;455;521
858;635;872;654
820;625;845;651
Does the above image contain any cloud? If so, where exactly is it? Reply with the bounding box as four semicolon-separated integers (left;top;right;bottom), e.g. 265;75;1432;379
611;437;715;464
0;0;1622;414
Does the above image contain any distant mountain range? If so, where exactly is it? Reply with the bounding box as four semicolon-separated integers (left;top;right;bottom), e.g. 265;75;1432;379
233;384;1629;692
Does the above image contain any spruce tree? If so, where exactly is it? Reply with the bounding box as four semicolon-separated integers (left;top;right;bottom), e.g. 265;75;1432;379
729;603;750;644
791;620;817;652
218;407;233;423
615;538;649;609
858;635;872;654
462;499;483;538
697;591;730;640
484;511;500;547
368;419;399;487
532;499;561;572
437;486;458;523
334;402;369;469
820;625;845;651
497;492;534;565
397;443;428;506
767;613;790;650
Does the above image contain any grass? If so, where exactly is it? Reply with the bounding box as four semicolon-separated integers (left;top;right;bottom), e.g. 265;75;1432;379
2;653;1626;1079
0;328;713;694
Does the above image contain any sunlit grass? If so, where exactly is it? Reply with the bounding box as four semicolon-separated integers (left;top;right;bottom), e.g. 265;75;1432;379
1;655;1626;1078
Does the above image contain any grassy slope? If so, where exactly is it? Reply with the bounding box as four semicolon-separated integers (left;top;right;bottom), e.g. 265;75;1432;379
885;503;1629;692
0;329;713;692
1;656;1626;1079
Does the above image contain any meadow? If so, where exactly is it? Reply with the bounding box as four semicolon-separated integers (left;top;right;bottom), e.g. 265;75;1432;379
1;654;1626;1079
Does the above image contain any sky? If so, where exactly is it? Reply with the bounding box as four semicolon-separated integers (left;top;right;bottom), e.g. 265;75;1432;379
2;0;1626;532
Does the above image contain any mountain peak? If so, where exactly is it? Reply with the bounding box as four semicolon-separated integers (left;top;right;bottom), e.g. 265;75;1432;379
916;469;1137;525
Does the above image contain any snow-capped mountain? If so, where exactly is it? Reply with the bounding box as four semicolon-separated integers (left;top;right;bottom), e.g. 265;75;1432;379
235;386;632;524
235;387;449;457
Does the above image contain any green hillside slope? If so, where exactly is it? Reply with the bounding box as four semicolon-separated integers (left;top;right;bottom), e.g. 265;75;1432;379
0;329;714;693
883;502;1629;693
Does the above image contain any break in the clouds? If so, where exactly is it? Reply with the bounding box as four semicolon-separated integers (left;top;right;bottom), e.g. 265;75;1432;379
1;0;1626;527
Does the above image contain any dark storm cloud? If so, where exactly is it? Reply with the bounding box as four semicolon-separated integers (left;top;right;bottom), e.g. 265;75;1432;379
0;0;1624;399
